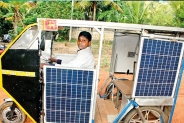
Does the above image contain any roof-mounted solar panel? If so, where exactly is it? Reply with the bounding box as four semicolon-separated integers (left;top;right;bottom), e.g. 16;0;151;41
44;66;96;123
133;37;183;97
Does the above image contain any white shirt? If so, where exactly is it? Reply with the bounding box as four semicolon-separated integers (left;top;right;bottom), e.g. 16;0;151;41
55;47;94;69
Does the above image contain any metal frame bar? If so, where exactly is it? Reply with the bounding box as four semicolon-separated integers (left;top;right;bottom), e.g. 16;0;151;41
52;19;184;32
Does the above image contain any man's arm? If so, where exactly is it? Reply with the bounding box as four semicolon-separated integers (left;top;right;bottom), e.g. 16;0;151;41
40;63;49;68
55;50;94;69
49;57;62;64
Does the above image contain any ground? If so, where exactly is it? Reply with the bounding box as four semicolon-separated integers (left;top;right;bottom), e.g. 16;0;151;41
0;41;184;123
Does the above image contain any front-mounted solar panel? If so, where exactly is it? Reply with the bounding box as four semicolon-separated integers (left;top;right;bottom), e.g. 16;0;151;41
44;66;96;123
133;37;183;97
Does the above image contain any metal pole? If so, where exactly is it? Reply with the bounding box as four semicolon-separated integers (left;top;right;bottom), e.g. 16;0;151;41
69;0;74;41
92;27;104;122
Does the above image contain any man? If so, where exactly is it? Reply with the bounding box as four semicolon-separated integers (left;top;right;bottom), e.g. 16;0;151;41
40;31;94;69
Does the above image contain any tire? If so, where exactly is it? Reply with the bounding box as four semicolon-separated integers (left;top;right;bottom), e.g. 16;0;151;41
0;102;26;123
123;106;167;123
106;78;128;99
105;82;114;99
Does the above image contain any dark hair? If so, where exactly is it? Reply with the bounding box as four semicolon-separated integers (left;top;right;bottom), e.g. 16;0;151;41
78;31;92;41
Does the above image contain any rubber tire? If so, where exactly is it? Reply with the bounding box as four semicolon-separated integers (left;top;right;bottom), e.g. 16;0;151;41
105;82;114;99
0;102;26;123
106;78;128;99
123;106;167;123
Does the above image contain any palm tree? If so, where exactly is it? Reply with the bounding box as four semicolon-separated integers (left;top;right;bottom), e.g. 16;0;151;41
74;1;123;21
124;1;151;24
143;1;175;26
74;1;92;20
169;1;184;27
0;1;36;35
97;1;124;22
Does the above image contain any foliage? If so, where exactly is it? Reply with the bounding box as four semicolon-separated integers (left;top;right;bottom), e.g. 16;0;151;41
146;2;175;26
179;2;184;27
0;1;36;36
74;1;124;22
24;1;71;25
169;1;184;27
0;18;13;36
24;1;72;40
74;1;93;20
122;1;151;24
1;0;184;39
0;1;13;37
97;1;124;22
56;27;70;41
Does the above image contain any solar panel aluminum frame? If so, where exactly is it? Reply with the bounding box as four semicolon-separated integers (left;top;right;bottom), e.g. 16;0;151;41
43;66;97;123
132;37;184;106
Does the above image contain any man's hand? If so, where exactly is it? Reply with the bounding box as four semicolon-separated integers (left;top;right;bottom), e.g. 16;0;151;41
48;57;57;62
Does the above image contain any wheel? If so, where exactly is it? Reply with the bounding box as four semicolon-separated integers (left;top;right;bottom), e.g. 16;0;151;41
0;102;26;123
105;82;114;99
106;78;128;99
123;106;168;123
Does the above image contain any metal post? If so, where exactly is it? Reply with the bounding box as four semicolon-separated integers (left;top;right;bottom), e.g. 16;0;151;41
69;0;74;41
92;27;104;122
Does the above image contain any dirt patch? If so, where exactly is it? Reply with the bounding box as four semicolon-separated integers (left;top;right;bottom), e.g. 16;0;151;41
52;42;78;54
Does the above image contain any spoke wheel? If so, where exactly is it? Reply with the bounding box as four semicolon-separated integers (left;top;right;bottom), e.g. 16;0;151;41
0;102;26;123
123;106;167;123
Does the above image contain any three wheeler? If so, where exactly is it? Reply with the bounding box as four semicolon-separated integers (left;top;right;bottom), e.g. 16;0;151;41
0;18;184;123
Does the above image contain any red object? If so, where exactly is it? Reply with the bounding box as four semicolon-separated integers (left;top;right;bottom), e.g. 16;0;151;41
41;19;58;31
0;44;6;55
0;49;4;54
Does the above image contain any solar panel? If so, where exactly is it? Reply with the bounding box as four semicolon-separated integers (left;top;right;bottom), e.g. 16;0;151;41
133;38;183;97
44;66;96;123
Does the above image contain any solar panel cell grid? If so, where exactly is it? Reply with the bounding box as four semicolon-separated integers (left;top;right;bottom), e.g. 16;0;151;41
134;38;183;97
44;67;95;123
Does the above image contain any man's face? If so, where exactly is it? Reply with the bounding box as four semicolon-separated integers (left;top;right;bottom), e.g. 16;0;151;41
77;36;91;50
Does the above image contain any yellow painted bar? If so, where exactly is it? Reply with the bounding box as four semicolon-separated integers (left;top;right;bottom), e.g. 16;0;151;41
2;70;35;77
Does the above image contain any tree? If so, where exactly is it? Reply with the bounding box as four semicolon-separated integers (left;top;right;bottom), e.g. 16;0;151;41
25;1;71;24
97;1;124;22
0;1;13;36
122;1;151;24
169;1;184;27
143;1;175;26
0;1;36;35
74;1;123;21
74;1;92;20
25;1;72;40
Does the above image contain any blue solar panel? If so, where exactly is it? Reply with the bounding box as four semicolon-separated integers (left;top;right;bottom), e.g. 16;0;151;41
134;38;183;97
44;66;96;123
